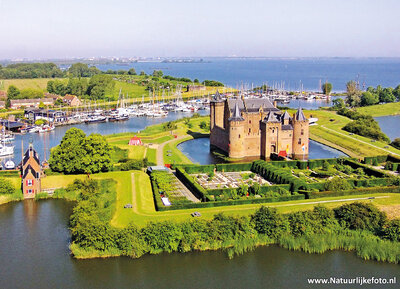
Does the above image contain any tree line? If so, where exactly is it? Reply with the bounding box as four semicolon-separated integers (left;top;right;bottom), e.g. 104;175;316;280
68;179;400;263
346;81;400;107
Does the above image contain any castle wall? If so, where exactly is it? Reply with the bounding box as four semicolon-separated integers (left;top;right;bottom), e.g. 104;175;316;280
210;126;229;153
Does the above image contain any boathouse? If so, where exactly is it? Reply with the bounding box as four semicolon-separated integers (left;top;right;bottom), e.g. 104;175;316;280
21;144;42;199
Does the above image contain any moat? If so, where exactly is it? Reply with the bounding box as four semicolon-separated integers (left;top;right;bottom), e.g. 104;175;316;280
178;138;347;165
0;199;398;289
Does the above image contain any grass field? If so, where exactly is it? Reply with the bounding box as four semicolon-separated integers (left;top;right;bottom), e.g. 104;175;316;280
307;110;400;158
163;137;193;165
356;102;400;117
146;148;157;164
0;78;66;92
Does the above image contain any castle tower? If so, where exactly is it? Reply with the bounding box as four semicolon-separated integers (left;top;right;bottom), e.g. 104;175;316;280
21;143;42;199
228;101;245;158
210;90;225;129
261;111;282;159
292;108;309;159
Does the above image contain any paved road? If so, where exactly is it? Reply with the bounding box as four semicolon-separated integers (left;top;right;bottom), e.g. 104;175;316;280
156;135;190;166
172;171;201;203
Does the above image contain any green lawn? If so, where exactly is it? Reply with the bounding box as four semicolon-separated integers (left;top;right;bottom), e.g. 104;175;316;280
163;137;193;165
146;148;157;164
356;102;400;117
307;110;400;158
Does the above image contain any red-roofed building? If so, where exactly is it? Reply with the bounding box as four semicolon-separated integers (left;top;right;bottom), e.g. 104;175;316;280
129;136;142;146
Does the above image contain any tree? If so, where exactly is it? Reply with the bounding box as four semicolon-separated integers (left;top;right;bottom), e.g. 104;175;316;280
360;91;379;106
394;84;400;100
322;82;332;95
334;202;387;234
49;128;112;174
251;206;289;239
87;74;115;99
39;101;45;109
332;98;345;110
68;63;100;78
152;70;163;77
140;71;146;76
7;85;20;99
128;68;137;75
66;78;88;96
390;138;400;150
382;219;400;242
0;178;15;195
20;88;44;99
379;87;396;103
345;80;361;107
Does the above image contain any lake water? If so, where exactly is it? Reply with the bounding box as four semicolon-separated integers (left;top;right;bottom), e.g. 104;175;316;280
375;115;400;141
6;110;209;165
177;138;347;165
0;200;398;289
92;58;400;92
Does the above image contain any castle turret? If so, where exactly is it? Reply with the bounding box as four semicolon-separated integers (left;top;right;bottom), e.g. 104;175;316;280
292;108;309;159
210;90;224;129
228;101;245;158
21;143;42;199
261;111;282;159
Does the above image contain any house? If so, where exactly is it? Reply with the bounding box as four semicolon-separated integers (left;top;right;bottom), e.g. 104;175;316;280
129;136;143;146
186;85;206;92
0;101;5;109
10;98;54;109
21;144;42;199
24;109;68;123
210;91;309;160
63;94;82;107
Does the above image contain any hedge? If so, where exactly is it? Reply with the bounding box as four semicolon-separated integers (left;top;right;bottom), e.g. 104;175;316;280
0;170;20;177
155;194;305;211
215;162;253;172
175;167;208;201
344;159;389;178
363;155;388;165
150;178;166;211
207;184;291;196
304;186;400;199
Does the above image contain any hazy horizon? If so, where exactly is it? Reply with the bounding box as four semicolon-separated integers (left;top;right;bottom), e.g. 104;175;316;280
1;0;400;59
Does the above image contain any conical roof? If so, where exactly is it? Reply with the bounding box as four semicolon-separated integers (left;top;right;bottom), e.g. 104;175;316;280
295;107;307;121
228;101;244;121
282;111;291;120
213;89;222;101
264;111;279;123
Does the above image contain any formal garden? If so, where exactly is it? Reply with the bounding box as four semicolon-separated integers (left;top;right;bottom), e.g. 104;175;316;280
148;156;400;211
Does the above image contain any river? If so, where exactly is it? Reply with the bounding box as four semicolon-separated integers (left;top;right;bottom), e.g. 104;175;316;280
0;200;398;289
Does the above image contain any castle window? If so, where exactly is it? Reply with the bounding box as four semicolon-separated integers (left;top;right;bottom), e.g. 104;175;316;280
249;120;251;124
272;129;275;133
28;189;32;194
298;138;301;144
36;172;40;178
239;134;241;138
27;179;33;186
249;128;251;133
301;129;304;136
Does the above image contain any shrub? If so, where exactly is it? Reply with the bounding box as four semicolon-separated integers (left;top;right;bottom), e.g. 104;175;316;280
0;178;15;195
251;206;289;239
324;177;353;191
382;219;400;242
334;202;387;235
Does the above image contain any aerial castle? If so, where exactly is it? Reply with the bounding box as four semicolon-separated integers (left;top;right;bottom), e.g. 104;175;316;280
210;91;309;159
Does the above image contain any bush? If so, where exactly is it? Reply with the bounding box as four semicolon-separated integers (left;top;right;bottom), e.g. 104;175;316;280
251;206;289;239
334;202;387;235
0;178;15;195
382;219;400;242
324;177;353;191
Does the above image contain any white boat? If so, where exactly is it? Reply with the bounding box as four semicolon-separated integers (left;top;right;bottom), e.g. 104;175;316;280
0;144;14;157
38;124;55;133
3;160;15;170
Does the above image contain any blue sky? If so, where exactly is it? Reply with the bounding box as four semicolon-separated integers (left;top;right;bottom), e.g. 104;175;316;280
1;0;400;58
